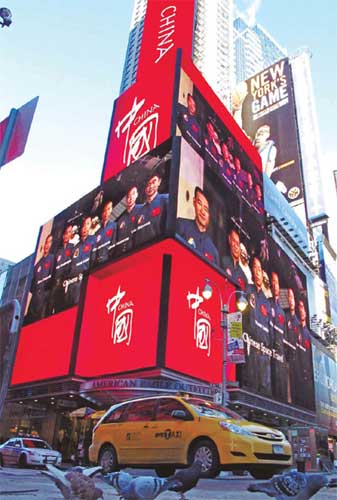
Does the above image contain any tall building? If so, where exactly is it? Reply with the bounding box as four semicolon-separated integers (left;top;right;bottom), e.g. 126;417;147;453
120;0;235;106
234;16;287;83
119;0;147;94
193;0;234;106
0;258;14;302
0;255;33;308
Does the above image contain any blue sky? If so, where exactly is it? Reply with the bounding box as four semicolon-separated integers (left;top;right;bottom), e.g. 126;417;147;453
0;0;336;262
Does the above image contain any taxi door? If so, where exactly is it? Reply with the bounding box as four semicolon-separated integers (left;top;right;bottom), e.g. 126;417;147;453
117;399;158;464
145;398;195;464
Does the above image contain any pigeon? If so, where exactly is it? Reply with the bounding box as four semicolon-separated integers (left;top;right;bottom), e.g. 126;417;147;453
247;470;337;499
102;471;133;497
102;472;181;500
167;460;203;500
42;464;103;500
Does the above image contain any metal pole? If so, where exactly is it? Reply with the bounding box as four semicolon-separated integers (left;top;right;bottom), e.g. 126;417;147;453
221;305;228;406
0;299;21;419
203;281;246;407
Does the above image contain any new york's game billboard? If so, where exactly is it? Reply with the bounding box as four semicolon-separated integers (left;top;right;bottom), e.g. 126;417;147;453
232;58;305;212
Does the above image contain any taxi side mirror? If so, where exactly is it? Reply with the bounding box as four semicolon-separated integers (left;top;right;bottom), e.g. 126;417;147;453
171;410;188;420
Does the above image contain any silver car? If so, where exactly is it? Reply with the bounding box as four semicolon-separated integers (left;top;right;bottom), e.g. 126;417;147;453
0;437;62;467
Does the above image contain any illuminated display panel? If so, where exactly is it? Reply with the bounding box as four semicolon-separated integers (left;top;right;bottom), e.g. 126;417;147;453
11;306;78;385
102;0;195;182
238;236;315;410
173;59;314;411
75;245;164;377
175;58;266;281
24;140;172;327
102;74;175;183
165;243;236;383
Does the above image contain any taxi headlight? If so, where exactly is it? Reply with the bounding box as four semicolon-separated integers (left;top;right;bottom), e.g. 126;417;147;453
219;421;253;436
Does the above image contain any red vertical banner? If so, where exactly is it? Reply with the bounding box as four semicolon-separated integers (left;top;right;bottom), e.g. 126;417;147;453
137;0;195;81
101;0;196;183
0;97;39;167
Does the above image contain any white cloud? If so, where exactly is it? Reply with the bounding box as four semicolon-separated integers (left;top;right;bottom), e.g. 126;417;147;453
236;0;263;26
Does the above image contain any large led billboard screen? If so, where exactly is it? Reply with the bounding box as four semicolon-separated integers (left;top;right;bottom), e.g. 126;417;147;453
173;60;314;410
238;236;315;410
165;241;236;383
232;58;305;213
76;239;230;384
102;70;175;182
75;247;163;377
24;140;172;327
11;307;78;385
175;62;266;291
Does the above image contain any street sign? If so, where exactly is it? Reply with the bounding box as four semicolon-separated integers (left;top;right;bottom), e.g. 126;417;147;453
227;312;245;364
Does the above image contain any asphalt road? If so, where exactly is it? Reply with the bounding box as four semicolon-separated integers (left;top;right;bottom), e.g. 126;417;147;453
0;466;336;499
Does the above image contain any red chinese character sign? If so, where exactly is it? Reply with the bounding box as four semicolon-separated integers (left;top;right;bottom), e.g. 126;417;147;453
165;244;235;383
102;76;175;182
101;0;195;182
75;246;163;377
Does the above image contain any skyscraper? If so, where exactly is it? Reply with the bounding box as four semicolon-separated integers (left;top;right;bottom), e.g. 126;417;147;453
119;0;147;94
120;0;235;107
234;16;287;83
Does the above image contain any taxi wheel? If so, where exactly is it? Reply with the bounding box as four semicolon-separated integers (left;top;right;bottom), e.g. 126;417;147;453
155;466;176;477
19;454;27;468
98;445;117;474
190;440;220;478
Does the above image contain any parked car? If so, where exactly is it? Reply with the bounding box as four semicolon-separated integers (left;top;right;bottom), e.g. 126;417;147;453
0;437;62;467
89;395;292;479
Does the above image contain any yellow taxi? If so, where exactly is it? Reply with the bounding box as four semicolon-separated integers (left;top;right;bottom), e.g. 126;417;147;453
89;395;292;479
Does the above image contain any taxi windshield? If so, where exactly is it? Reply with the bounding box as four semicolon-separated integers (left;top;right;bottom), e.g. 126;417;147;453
184;398;243;420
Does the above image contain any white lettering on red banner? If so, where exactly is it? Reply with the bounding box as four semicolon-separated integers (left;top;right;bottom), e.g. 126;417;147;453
155;6;177;64
106;285;134;346
115;96;160;167
187;287;212;357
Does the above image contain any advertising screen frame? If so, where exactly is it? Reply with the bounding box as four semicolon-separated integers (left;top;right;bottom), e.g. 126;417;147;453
232;58;305;214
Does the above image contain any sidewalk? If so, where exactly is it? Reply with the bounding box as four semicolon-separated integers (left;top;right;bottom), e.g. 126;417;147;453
0;466;336;499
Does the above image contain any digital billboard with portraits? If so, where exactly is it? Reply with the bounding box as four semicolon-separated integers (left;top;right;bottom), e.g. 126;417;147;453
173;62;314;411
238;236;315;411
24;140;172;327
176;67;264;225
175;61;266;290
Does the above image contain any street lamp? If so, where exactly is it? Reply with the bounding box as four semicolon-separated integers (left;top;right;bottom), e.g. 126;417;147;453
202;278;248;406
